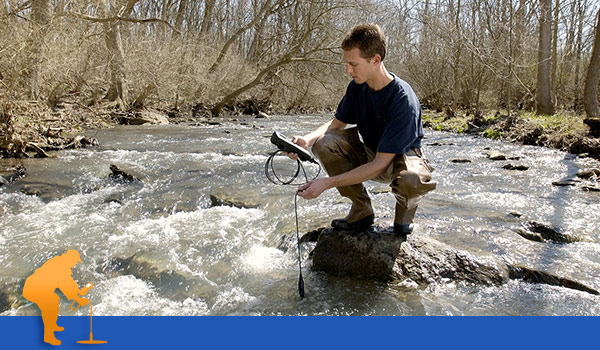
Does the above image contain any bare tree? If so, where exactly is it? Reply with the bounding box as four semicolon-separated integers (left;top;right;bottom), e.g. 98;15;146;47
29;0;52;99
537;0;554;115
584;8;600;120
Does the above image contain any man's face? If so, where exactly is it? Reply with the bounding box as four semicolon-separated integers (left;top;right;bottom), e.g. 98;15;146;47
343;47;375;84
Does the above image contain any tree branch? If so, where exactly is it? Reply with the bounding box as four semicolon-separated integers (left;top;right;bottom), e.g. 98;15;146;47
57;11;181;35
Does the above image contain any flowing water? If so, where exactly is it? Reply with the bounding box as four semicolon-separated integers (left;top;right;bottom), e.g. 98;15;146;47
1;115;599;316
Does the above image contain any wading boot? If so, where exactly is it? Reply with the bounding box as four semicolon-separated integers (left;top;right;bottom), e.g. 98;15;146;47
331;197;375;230
393;204;417;235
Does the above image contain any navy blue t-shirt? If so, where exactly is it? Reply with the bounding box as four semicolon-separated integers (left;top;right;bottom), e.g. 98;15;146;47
334;73;423;155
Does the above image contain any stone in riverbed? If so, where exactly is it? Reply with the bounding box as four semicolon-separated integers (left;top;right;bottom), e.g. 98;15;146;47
487;151;506;160
109;163;148;182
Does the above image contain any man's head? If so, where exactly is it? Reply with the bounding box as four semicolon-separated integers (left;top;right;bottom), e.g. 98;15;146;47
341;24;387;61
341;24;387;85
64;249;82;267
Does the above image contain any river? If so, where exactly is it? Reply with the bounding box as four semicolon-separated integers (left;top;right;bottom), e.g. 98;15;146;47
1;115;599;315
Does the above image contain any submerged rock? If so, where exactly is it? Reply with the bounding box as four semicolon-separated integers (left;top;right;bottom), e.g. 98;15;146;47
0;165;26;187
0;281;26;314
515;221;578;244
508;265;599;295
209;190;261;209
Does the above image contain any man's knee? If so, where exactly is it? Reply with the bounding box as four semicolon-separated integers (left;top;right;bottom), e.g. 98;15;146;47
312;132;345;159
391;170;436;198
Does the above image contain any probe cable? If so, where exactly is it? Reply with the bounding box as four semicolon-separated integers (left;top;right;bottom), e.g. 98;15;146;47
264;150;321;298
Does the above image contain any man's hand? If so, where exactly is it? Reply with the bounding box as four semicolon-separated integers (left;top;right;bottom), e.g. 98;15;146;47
284;136;310;161
297;178;331;199
77;297;89;307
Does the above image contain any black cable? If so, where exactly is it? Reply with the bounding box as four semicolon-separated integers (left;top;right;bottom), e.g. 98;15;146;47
264;150;321;299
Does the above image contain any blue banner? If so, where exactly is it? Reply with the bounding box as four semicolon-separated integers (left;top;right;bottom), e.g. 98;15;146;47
0;316;598;349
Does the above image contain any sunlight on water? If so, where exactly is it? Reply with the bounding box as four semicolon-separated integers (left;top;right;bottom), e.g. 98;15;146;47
1;116;599;316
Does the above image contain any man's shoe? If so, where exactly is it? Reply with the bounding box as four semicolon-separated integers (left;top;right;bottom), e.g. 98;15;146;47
331;214;375;230
394;224;413;235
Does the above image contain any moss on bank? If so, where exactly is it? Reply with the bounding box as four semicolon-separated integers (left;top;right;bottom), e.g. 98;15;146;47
422;110;600;159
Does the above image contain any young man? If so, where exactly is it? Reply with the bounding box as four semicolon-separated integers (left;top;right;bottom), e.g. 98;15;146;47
292;24;436;234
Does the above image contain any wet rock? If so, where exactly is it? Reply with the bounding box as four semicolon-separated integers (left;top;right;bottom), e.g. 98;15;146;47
121;110;169;125
515;221;577;244
552;180;579;187
255;112;270;119
109;163;147;182
508;265;599;295
487;151;506;160
581;185;600;192
451;159;472;163
576;168;600;180
394;234;509;285
0;165;26;187
209;190;261;209
502;164;529;171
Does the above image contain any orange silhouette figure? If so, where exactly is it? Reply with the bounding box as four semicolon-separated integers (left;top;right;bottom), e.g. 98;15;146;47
22;250;90;346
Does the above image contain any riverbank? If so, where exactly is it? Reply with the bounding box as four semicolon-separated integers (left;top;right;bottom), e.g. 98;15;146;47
422;110;600;159
2;99;599;160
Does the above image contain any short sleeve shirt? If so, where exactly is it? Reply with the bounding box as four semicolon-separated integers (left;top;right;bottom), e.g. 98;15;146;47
334;73;423;155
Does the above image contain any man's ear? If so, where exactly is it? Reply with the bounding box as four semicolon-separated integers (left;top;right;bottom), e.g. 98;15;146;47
371;54;382;65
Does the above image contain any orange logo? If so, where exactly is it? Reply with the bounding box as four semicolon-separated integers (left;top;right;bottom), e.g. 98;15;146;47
22;250;107;345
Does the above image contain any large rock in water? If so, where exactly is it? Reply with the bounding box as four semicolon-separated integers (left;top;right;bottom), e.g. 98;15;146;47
309;227;598;294
311;228;508;285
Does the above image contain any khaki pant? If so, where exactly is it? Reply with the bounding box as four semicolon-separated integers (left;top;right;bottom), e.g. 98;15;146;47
312;127;436;225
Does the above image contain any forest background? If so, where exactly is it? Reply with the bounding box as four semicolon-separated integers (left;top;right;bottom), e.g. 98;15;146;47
1;0;600;157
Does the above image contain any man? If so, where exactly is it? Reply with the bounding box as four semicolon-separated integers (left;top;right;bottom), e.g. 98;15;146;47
23;250;90;345
292;24;436;234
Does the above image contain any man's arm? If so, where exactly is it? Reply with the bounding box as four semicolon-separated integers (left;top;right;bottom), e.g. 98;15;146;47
297;152;396;199
291;117;347;150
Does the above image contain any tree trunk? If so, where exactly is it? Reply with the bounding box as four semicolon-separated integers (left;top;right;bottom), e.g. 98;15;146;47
536;0;554;115
584;9;600;119
550;0;559;103
98;0;128;108
200;0;216;37
172;0;187;38
29;0;51;99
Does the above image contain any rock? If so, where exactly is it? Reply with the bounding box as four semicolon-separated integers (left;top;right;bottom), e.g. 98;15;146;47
451;159;472;163
0;165;26;187
552;180;579;187
515;221;577;244
0;281;26;313
581;185;600;192
310;228;509;285
103;252;204;301
19;182;73;202
311;227;404;281
508;265;599;295
209;191;260;209
583;118;600;137
109;163;147;182
502;164;529;171
255;112;270;119
576;168;600;180
487;151;506;160
122;110;169;125
394;234;509;285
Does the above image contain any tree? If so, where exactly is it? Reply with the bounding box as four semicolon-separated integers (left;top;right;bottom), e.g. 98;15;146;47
537;0;554;115
29;0;51;99
584;9;600;121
